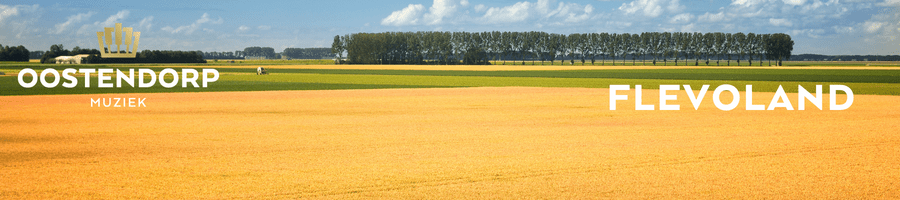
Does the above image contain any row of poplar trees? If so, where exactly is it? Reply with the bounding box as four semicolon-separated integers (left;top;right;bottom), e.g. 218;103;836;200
331;31;794;66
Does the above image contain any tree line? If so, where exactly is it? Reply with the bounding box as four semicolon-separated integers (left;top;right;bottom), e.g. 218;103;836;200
243;47;277;59
202;51;241;59
35;44;204;63
282;48;331;59
105;50;206;63
331;31;795;66
790;54;900;61
0;44;30;61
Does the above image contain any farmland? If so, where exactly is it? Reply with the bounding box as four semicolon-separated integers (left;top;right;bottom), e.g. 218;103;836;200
1;63;899;198
2;86;899;198
3;63;900;96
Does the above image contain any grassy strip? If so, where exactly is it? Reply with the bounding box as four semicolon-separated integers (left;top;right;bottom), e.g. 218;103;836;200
233;73;900;95
5;73;895;96
0;59;336;67
255;68;900;84
205;59;335;65
0;75;455;96
10;66;889;84
485;60;899;66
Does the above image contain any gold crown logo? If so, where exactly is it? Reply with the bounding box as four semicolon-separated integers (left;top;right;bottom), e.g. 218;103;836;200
96;23;140;58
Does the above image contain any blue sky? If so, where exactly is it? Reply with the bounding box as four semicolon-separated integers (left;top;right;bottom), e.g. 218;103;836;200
1;0;898;55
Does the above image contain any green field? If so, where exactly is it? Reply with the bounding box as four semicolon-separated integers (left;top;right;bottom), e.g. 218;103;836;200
487;60;900;67
2;64;899;96
7;59;899;66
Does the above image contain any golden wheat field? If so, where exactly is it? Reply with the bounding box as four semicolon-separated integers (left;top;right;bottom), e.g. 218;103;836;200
1;87;898;198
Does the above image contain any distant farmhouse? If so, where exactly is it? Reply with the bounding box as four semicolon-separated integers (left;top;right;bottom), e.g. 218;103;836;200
54;54;92;64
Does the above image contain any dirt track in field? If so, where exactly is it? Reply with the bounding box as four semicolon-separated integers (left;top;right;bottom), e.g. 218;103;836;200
1;87;898;198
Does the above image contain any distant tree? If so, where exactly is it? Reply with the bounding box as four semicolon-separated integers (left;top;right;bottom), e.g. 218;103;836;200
607;33;619;66
652;32;666;65
566;33;579;65
732;32;746;66
660;32;672;66
757;34;768;66
746;33;757;66
703;33;714;65
598;33;610;65
645;32;659;65
332;35;344;63
548;34;563;65
536;32;547;65
618;33;629;65
691;32;703;66
714;32;726;66
631;33;643;65
490;31;502;64
527;32;537;65
766;33;794;66
500;32;510;65
588;33;599;65
724;33;733;66
675;32;688;66
639;32;652;65
0;45;30;61
520;32;532;65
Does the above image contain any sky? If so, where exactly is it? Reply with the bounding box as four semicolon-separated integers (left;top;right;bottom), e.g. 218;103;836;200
1;0;898;55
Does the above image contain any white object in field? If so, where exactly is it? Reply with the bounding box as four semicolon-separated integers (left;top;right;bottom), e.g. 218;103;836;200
54;54;92;64
257;67;268;75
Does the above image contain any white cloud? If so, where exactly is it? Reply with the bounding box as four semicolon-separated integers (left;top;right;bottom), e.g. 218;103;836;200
782;0;807;6
381;4;425;26
731;0;768;7
257;25;271;30
0;4;39;42
480;0;595;24
864;21;884;33
680;23;696;32
75;10;129;35
474;4;486;12
832;25;854;33
137;16;153;30
669;13;693;23
789;29;825;38
876;0;900;6
860;8;900;54
54;12;94;34
0;4;37;24
101;10;129;27
698;11;726;22
618;0;683;18
381;0;595;26
195;13;223;24
555;2;595;23
769;18;792;27
238;25;249;31
0;4;20;24
423;0;460;25
482;1;533;23
161;13;223;35
727;0;775;18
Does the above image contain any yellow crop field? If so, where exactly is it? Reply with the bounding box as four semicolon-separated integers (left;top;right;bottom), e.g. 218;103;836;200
1;87;898;198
